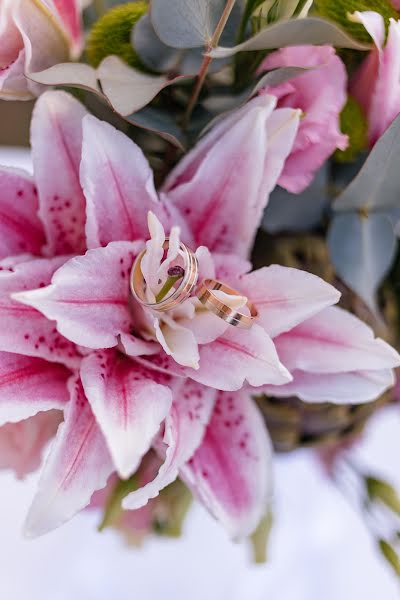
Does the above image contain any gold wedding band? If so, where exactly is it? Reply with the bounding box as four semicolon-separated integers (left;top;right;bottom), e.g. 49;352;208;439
196;279;257;329
130;238;198;312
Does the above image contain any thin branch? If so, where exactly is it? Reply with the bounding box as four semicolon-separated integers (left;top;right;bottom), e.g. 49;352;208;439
183;0;237;129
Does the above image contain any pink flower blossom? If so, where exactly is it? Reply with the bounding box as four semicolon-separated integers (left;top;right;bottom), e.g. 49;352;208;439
259;45;348;193
0;0;83;100
1;90;398;541
350;11;400;145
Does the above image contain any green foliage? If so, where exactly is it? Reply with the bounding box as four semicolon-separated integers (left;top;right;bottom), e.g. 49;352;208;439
366;476;400;515
86;2;148;69
379;539;400;577
334;96;368;163
314;0;399;43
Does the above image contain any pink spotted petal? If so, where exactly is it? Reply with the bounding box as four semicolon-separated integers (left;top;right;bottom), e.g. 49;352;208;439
0;351;70;425
0;167;45;259
181;390;273;539
24;376;114;537
164;95;300;257
80;350;172;479
81;116;163;249
239;265;340;338
261;368;395;404
31;90;88;256
0;411;63;480
123;379;216;510
275;306;400;374
0;255;81;368
188;325;291;390
14;242;142;349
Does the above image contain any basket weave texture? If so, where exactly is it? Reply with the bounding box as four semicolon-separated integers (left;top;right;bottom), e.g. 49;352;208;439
252;232;398;451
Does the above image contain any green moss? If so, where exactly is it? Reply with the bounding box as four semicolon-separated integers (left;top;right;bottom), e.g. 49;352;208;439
334;96;368;163
314;0;399;42
86;2;148;69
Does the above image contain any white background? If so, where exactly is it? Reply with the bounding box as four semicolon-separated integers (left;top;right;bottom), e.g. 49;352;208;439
0;149;399;600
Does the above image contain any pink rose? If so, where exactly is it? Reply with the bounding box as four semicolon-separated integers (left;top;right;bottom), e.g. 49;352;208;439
350;11;400;145
0;0;83;100
259;45;348;194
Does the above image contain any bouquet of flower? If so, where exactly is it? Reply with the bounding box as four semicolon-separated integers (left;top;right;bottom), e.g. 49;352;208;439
2;0;400;572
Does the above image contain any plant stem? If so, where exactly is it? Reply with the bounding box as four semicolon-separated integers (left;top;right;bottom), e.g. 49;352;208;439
183;0;237;128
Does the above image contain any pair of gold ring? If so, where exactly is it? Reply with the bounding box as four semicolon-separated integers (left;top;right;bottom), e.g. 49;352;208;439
130;239;257;329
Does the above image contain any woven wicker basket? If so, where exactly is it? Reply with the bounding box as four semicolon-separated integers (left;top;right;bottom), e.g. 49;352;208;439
252;231;398;452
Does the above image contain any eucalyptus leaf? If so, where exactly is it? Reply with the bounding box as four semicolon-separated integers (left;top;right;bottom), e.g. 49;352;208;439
327;212;397;314
133;13;180;72
151;0;233;49
30;60;186;148
334;115;400;213
97;56;185;116
126;106;187;150
263;166;329;233
201;66;309;135
209;17;370;58
29;62;101;93
133;13;231;75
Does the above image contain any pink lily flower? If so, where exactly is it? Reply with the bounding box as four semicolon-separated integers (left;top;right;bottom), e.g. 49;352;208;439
259;45;348;193
1;90;398;541
351;11;400;145
0;0;84;100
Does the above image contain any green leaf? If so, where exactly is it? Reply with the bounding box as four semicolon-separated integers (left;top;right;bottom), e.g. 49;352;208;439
334;96;368;163
209;16;370;58
150;0;241;49
334;115;400;212
328;212;397;314
30;61;187;149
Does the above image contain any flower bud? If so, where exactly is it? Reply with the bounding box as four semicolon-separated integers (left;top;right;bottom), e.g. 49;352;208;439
86;2;148;69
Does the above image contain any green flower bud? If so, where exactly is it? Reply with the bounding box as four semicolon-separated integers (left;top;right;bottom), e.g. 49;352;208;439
314;0;399;43
86;2;148;69
334;96;368;163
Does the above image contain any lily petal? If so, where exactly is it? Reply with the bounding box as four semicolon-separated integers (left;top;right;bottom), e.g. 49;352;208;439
0;411;62;480
0;351;70;425
275;306;400;373
80;350;172;479
81;116;162;249
240;265;340;338
261;368;395;404
123;379;216;510
14;242;141;349
24;376;114;537
188;324;292;391
0;255;81;367
154;315;200;369
164;95;300;257
0;167;45;259
31;90;87;255
181;390;273;539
